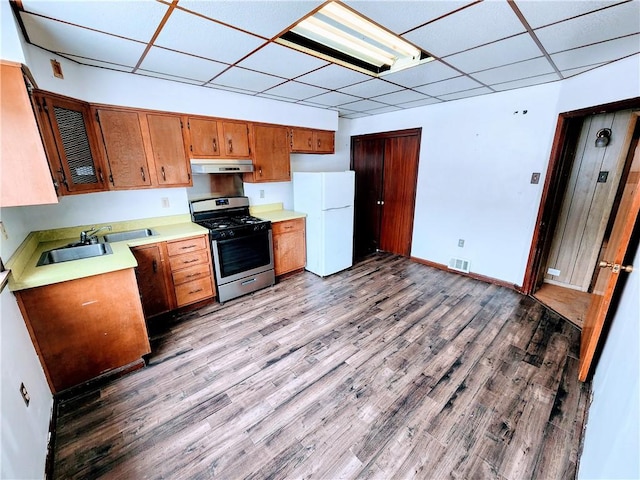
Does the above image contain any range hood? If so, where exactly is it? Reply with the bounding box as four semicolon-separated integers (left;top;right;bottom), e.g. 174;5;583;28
190;159;254;174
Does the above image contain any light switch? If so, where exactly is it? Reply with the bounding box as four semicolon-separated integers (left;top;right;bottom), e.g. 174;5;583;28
530;172;540;184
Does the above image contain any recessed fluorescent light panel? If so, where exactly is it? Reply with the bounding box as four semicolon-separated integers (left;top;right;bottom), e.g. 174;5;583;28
276;1;433;76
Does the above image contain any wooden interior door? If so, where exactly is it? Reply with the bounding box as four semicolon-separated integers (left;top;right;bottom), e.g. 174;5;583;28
579;116;640;381
352;136;385;258
379;134;420;256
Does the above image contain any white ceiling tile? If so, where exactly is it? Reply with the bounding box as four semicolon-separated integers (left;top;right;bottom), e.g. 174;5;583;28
339;99;390;112
140;47;228;82
177;1;323;39
209;66;285;92
561;63;608;78
490;72;559;91
535;2;640;54
380;60;460;88
398;97;443;109
206;83;256;95
371;89;432;104
21;0;168;42
238;43;329;79
155;8;265;64
337;79;403;98
471;57;557;85
403;1;526;57
305;91;361;107
21;13;146;67
344;1;473;35
340;112;369;119
255;92;298;102
438;86;493;101
367;105;404;115
296;64;371;90
59;54;133;73
263;80;329;100
515;0;628;29
551;34;640;70
414;75;483;96
445;34;542;73
136;70;204;86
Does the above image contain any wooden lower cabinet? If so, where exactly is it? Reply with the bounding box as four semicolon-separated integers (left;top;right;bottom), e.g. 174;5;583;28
133;234;215;317
15;269;151;394
273;218;306;276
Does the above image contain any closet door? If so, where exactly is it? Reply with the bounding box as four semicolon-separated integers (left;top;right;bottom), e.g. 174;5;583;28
352;136;385;258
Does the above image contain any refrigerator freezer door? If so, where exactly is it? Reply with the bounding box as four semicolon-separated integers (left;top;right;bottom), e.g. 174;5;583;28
321;171;355;210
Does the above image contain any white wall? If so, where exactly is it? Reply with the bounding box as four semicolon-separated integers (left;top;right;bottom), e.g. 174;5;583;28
578;242;640;479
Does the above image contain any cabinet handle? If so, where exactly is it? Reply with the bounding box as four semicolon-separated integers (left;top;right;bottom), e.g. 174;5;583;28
161;166;166;181
152;259;158;273
213;138;218;152
98;169;105;183
183;259;198;264
317;139;321;148
181;245;197;249
140;167;146;182
259;166;263;176
308;138;312;148
186;273;200;279
189;288;203;294
228;139;233;153
284;225;292;230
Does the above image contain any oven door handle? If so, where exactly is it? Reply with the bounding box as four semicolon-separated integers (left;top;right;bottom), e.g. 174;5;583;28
214;230;270;245
241;278;257;286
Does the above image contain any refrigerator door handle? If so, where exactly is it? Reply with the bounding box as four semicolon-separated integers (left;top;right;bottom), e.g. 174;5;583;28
323;205;351;211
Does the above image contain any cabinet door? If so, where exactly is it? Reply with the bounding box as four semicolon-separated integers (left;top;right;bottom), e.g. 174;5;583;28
314;130;335;153
146;114;192;186
250;124;290;183
188;117;220;157
33;91;108;194
220;121;250;157
0;62;57;207
273;219;306;276
290;127;314;152
132;244;172;318
95;108;152;189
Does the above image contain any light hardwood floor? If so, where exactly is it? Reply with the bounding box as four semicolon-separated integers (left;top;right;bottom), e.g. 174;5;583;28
52;253;591;479
533;283;592;329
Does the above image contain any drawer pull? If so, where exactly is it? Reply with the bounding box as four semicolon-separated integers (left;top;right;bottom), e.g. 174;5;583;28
284;225;292;230
189;288;203;294
181;245;197;249
186;273;201;278
183;259;198;264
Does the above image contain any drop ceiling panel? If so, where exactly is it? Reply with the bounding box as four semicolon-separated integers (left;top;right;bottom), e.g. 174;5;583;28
209;66;286;92
343;1;473;35
551;34;640;70
137;70;204;86
61;54;133;72
403;1;526;57
177;1;323;39
20;0;169;42
155;8;265;64
490;72;559;91
337;79;404;98
339;99;391;112
140;47;228;82
21;13;146;67
535;2;640;54
263;81;329;100
414;75;483;97
445;34;542;73
381;60;460;88
295;65;371;90
305;91;362;107
371;89;432;104
438;86;492;101
515;0;628;29
398;97;443;109
237;43;328;79
472;57;557;85
367;105;404;115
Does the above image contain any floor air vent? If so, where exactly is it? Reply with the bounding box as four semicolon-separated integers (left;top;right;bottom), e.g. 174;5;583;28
448;257;470;273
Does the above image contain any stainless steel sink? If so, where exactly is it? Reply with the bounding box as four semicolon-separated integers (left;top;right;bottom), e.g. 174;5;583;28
101;228;157;243
37;243;113;266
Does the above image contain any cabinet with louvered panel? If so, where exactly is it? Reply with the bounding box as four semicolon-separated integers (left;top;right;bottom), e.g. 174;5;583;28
32;91;108;195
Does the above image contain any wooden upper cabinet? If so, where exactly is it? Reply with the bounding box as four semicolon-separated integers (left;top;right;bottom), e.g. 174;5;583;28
219;120;251;158
145;113;192;187
0;61;57;207
94;108;152;189
246;124;290;183
290;127;335;153
187;117;220;157
33;90;108;195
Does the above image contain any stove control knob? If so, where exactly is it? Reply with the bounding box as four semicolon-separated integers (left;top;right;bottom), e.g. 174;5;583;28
228;230;235;237
219;231;226;239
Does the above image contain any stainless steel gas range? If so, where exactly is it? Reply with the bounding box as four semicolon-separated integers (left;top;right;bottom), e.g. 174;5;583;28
189;196;275;303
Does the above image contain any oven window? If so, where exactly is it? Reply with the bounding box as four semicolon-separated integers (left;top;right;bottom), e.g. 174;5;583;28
216;231;272;278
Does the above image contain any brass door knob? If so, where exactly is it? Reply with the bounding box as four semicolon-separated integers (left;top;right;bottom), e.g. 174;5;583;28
599;261;634;273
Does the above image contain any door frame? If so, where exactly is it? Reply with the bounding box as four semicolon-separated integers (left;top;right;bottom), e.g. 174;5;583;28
522;97;640;295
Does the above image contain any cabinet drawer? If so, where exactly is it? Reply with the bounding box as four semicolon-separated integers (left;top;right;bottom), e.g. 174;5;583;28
175;277;214;306
172;263;211;286
169;250;207;271
167;236;207;256
272;218;305;235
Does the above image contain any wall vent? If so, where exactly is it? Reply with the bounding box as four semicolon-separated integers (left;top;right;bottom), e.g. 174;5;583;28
448;257;470;273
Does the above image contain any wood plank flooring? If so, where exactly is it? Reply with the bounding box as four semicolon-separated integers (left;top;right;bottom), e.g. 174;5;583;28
52;253;591;480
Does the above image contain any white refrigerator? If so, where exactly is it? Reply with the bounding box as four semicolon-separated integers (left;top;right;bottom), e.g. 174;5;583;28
293;171;355;277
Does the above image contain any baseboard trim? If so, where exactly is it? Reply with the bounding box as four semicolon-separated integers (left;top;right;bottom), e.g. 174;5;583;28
410;257;522;292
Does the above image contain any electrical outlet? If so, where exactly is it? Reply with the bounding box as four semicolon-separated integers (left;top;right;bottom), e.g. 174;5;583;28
259;189;265;199
531;172;540;184
19;382;30;407
458;239;465;248
161;197;170;208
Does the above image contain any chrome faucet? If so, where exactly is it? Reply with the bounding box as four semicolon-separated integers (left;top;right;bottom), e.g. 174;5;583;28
80;225;112;244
